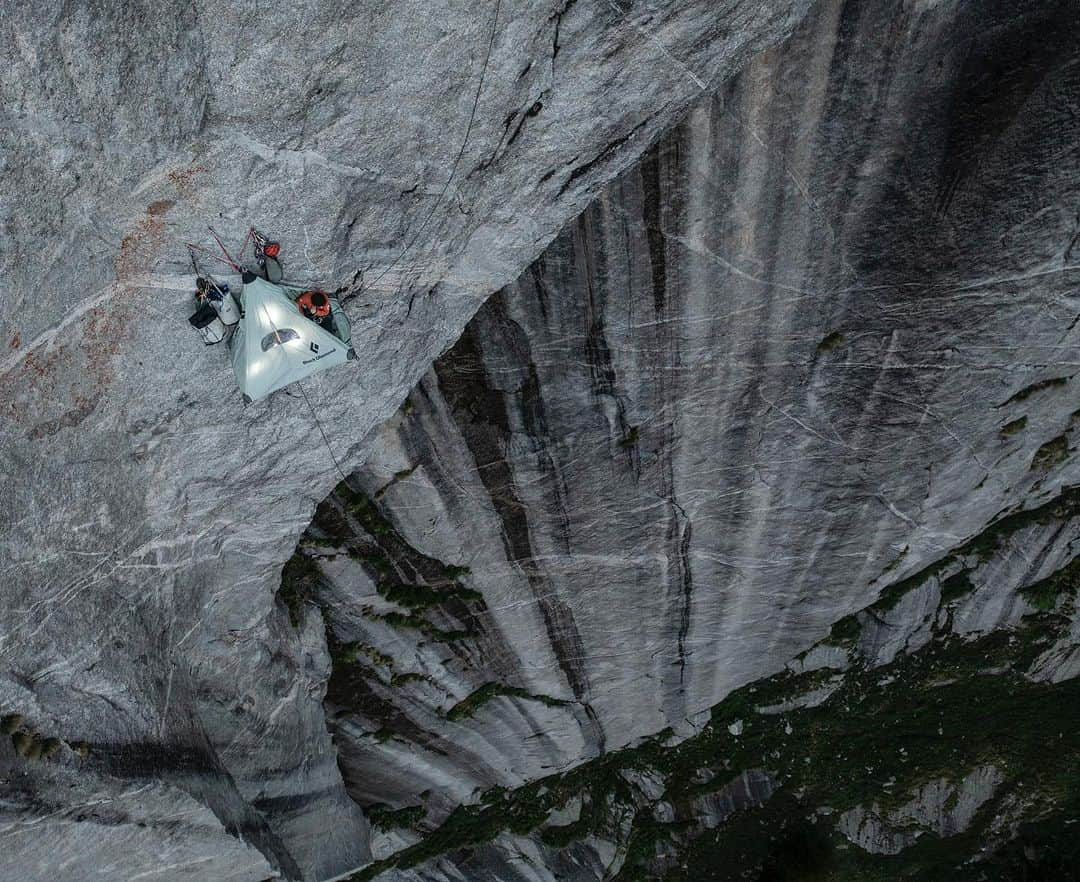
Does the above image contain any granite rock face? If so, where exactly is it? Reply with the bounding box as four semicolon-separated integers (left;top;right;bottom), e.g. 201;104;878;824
3;0;1080;879
0;2;815;879
336;448;1080;880
837;764;1006;855
301;0;1080;871
298;0;1080;878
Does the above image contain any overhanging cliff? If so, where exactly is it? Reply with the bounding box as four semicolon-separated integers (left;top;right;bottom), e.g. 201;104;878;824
2;0;1080;880
289;0;1080;878
0;2;814;880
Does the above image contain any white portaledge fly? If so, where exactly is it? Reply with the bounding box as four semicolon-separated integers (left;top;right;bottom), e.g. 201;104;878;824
229;276;355;403
186;229;356;404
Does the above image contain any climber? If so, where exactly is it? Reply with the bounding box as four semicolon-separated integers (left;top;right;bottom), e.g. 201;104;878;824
296;289;337;336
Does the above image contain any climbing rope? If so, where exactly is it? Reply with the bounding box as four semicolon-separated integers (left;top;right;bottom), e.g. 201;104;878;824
207;225;242;271
237;227;254;259
352;0;503;304
185;242;238;271
309;1;505;490
297;380;351;486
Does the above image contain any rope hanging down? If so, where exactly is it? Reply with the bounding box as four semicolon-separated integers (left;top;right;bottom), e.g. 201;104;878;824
353;0;502;302
297;381;351;486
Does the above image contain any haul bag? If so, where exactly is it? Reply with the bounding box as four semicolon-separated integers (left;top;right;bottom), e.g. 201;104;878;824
209;287;241;325
189;301;227;345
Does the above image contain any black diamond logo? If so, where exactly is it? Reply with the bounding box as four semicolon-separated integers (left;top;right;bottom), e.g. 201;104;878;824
310;341;320;353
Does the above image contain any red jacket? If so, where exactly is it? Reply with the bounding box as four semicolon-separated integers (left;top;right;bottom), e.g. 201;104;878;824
297;290;331;318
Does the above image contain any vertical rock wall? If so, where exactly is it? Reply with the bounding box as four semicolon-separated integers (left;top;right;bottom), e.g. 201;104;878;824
297;0;1080;871
0;2;815;880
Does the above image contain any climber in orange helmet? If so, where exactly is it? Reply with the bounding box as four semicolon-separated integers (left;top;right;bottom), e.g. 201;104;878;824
296;289;336;335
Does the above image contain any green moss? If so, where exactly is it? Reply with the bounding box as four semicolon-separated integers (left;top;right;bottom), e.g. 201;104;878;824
620;812;690;870
378;610;430;632
868;541;996;628
390;672;428;687
279;552;320;628
828;615;860;646
446;682;569;722
878;546;908;578
320;482;484;642
375;466;418;499
41;737;62;759
757;819;835;882
939;570;975;604
668;629;1080;882
377;580;482;611
539;816;591;849
347;776;567;881
341;486;396;539
619;426;640;448
1000;416;1027;436
1002;376;1068;406
334;641;394;669
951;484;1080;562
69;740;90;758
347;537;1080;882
0;714;23;735
441;564;472;580
366;803;426;830
973;782;1080;882
374;610;470;643
1031;434;1069;472
816;330;844;352
1019;556;1080;612
334;489;1080;881
871;556;954;613
349;549;393;578
381;493;1080;876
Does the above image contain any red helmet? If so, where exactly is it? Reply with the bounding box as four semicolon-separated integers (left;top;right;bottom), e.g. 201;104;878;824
264;242;280;258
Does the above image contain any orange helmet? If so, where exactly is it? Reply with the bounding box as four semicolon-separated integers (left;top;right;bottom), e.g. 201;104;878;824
298;290;331;318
